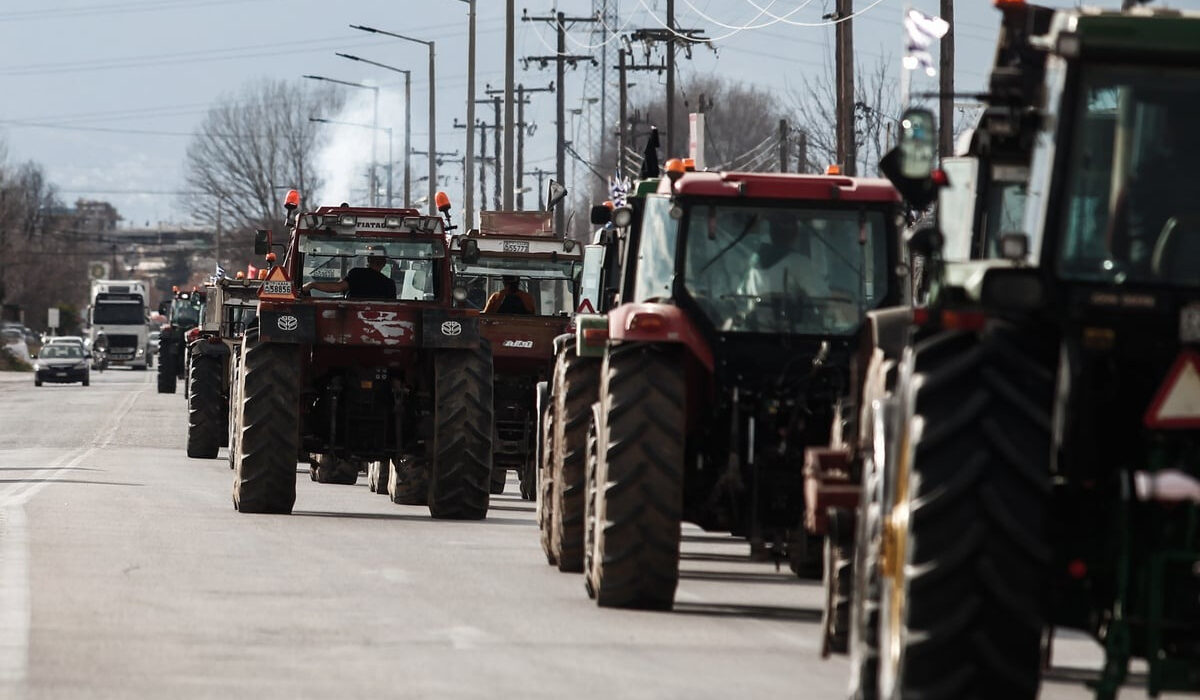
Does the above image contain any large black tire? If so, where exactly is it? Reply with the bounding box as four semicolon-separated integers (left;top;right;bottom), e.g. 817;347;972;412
822;508;853;656
518;456;536;501
848;399;890;700
367;460;390;494
389;456;429;505
550;347;599;573
311;455;359;485
538;408;557;565
157;340;176;394
880;324;1052;700
226;352;242;471
490;466;507;495
186;352;225;459
587;344;685;610
231;330;300;514
427;343;494;520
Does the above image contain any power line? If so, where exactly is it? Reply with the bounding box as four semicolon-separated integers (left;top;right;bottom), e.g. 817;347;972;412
0;0;270;22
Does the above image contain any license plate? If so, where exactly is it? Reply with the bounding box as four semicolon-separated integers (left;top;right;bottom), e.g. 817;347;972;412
1181;304;1200;343
56;371;67;377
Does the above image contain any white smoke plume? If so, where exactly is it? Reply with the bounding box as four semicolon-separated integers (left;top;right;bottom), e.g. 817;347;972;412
313;81;408;209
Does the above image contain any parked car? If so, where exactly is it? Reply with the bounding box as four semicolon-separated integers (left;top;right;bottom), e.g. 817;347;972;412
33;343;90;386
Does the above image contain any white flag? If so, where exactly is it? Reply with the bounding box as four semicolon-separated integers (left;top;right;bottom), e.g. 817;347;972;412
903;9;950;77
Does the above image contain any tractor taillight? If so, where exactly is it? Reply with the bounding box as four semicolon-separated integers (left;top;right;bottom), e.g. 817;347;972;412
626;312;665;332
582;328;609;347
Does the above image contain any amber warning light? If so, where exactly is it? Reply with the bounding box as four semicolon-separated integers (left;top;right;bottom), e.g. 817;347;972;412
284;190;300;210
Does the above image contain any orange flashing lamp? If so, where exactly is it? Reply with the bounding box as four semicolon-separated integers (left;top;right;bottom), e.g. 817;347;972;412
172;285;180;293
257;269;268;280
235;271;245;280
265;252;277;264
682;157;696;171
665;158;686;183
435;191;452;213
284;189;300;210
826;164;842;175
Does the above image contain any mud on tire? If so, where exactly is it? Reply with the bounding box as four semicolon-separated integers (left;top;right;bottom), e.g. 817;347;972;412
550;347;599;573
186;351;225;459
587;344;685;610
427;342;494;520
232;329;300;514
883;324;1053;700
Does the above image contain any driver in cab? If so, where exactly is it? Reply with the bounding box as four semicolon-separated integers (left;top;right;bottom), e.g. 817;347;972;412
302;246;397;300
740;212;832;299
483;275;535;314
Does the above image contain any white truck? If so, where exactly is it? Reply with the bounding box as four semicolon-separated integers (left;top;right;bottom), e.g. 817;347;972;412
88;279;150;370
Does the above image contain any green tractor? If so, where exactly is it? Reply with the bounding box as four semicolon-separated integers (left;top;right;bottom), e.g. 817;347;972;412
859;4;1200;699
156;287;204;394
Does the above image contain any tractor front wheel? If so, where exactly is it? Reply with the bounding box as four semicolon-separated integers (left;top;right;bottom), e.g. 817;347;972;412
587;344;685;610
231;330;299;514
427;343;494;520
186;351;225;459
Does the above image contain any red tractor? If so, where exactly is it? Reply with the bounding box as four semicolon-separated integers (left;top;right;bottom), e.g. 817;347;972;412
229;191;494;519
446;210;582;499
541;163;907;609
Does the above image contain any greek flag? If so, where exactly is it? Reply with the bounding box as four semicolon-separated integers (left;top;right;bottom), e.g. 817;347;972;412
609;174;631;208
208;262;226;284
902;9;949;77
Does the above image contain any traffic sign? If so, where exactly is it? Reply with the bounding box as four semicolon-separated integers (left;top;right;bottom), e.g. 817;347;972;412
1144;349;1200;429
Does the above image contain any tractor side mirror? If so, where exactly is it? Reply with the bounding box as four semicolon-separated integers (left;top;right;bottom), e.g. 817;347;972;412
898;108;936;179
590;205;612;226
879;108;942;211
461;238;481;265
253;230;271;256
157;301;170;316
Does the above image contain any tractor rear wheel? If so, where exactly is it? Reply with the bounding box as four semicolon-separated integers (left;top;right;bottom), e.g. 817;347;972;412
186;351;225;459
427;343;494;520
880;324;1052;700
550;347;599;573
587;344;685;610
231;330;299;514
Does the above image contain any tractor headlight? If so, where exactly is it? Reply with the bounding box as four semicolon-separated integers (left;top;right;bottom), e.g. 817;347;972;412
452;286;468;302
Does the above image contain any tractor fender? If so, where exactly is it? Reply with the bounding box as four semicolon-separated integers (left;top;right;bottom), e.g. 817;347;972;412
190;338;231;359
551;333;574;355
607;302;714;372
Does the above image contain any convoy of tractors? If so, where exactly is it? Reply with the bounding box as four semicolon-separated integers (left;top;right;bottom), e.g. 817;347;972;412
164;3;1200;698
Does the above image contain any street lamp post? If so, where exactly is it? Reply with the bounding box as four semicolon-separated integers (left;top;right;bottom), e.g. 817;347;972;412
455;0;477;228
310;118;393;206
303;74;380;206
351;25;437;216
336;53;412;209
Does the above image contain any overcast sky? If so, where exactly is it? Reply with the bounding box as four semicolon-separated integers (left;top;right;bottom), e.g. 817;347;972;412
0;0;1165;228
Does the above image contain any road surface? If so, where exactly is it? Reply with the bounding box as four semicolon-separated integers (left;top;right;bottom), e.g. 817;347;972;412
0;369;1180;699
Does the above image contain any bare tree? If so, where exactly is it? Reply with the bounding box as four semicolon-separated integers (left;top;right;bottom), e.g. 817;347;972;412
183;79;343;237
788;55;901;176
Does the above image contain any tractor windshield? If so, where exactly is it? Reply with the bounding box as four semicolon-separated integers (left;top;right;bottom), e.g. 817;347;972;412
452;256;579;314
299;236;442;301
1058;64;1200;286
682;202;890;335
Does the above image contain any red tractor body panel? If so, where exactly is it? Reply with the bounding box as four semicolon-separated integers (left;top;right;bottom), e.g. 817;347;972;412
606;302;715;372
660;171;902;203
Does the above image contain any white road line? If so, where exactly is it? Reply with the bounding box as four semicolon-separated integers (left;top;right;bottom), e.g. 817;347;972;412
0;381;148;697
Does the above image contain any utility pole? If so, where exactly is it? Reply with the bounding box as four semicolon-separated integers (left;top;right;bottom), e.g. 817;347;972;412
666;0;676;157
524;168;551;209
462;0;477;229
522;9;599;236
778;119;789;173
797;130;809;174
503;0;516;209
834;0;856;175
939;0;955;158
489;83;552;209
613;47;666;176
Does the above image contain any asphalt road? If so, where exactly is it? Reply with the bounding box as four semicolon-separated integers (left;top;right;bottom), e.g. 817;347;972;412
0;369;1182;699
